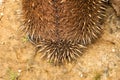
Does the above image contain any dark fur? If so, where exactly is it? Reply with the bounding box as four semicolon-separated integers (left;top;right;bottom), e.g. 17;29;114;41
22;0;107;65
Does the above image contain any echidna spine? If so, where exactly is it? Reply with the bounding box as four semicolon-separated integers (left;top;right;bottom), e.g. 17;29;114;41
22;0;108;65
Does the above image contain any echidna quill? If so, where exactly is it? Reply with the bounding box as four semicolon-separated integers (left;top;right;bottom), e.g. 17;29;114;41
22;0;108;65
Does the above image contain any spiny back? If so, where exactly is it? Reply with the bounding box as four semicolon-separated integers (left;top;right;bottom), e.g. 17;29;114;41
22;0;107;65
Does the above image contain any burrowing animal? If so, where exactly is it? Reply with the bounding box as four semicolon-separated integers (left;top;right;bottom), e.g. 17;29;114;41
22;0;108;65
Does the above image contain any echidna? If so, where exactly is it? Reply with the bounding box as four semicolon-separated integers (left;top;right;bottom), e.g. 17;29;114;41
22;0;108;65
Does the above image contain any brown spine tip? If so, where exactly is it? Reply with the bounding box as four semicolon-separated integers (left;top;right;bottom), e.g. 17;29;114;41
22;0;108;65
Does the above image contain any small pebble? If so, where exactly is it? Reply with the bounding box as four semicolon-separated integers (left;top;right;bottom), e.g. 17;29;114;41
112;48;116;52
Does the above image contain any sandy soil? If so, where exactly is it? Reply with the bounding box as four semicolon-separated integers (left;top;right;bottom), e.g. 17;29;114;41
0;0;120;80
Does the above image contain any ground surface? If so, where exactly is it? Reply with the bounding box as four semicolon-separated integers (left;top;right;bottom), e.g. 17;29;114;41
0;0;120;80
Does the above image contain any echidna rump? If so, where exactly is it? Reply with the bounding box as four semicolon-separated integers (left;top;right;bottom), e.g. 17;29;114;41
22;0;108;65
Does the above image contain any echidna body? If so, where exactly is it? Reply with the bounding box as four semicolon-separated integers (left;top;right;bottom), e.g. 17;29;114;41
22;0;107;65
